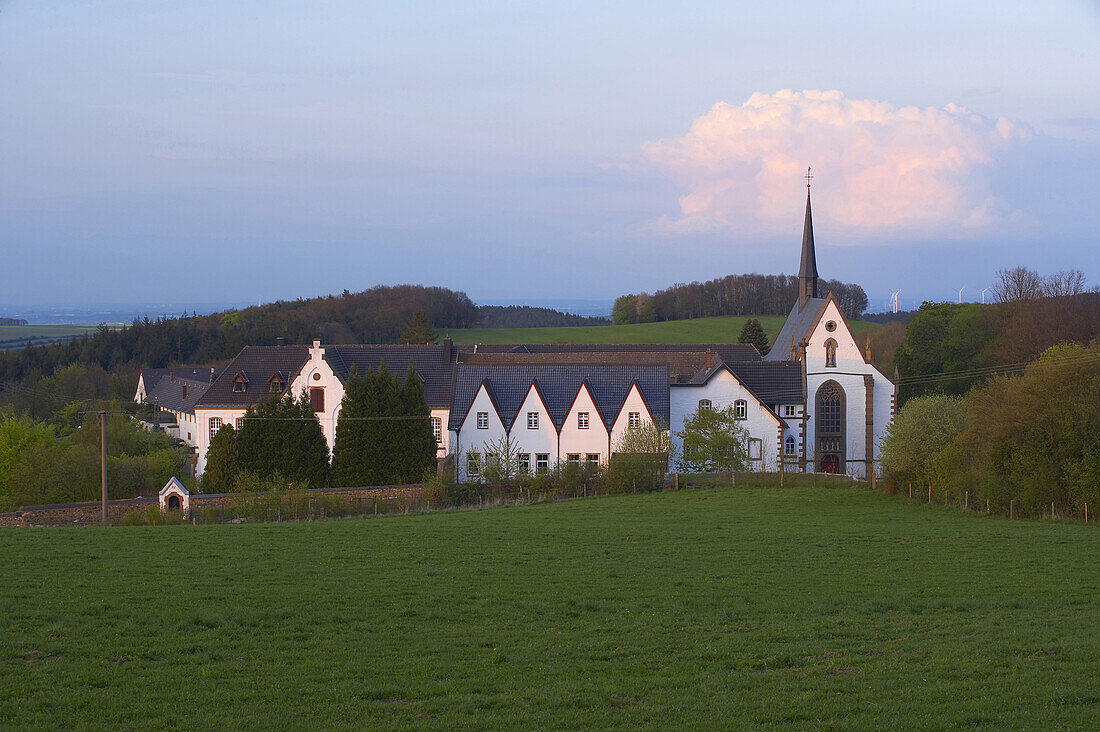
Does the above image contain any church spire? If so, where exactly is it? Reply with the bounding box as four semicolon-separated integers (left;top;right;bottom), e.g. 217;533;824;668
798;167;819;309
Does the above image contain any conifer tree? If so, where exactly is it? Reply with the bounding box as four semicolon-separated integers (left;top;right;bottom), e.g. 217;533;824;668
203;423;239;492
333;366;374;486
738;318;770;356
398;309;438;344
399;362;437;482
236;391;331;488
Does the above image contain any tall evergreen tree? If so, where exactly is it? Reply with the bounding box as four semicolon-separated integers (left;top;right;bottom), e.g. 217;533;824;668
399;362;437;482
333;366;374;486
738;318;770;356
398;309;438;344
236;391;331;488
203;423;239;492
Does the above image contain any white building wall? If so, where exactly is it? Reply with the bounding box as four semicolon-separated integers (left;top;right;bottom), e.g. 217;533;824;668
455;385;507;481
608;384;655;452
669;370;783;472
194;407;247;474
286;343;344;458
559;384;611;463
509;386;559;465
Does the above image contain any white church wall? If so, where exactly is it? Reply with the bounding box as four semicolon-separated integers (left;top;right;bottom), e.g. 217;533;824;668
559;384;611;464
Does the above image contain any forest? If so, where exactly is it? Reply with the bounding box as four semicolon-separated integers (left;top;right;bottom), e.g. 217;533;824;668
612;273;868;324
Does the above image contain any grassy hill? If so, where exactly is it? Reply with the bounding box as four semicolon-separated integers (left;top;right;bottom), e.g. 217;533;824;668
0;324;107;351
3;486;1099;728
441;314;882;347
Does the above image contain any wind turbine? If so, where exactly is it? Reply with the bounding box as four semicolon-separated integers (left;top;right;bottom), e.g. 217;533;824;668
980;287;989;304
889;289;901;314
956;286;965;304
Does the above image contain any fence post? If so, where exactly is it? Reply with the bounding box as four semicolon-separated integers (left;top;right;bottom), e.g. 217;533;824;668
986;498;990;514
1010;499;1015;519
731;473;736;489
908;483;912;499
674;472;679;491
965;490;969;510
1086;503;1089;524
928;484;931;503
1051;501;1055;520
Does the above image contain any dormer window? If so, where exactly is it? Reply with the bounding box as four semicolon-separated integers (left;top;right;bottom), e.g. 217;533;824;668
825;339;837;368
231;372;248;393
268;373;285;393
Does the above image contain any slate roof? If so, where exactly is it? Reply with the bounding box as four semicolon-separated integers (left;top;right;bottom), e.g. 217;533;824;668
463;351;711;380
146;374;211;415
507;343;762;363
323;345;456;408
765;298;828;361
449;365;669;431
196;346;310;407
721;360;804;405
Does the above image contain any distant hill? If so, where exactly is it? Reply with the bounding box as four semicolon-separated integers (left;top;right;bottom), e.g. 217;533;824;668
474;305;609;328
0;317;28;326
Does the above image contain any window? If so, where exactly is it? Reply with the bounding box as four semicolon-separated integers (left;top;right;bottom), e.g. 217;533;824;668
208;417;222;442
269;377;283;394
698;399;711;411
310;387;325;413
825;339;837;368
527;412;539;430
235;417;244;431
467;452;480;478
518;453;531;473
628;412;641;428
818;383;842;434
431;417;442;443
748;438;762;461
476;411;489;430
783;405;797;418
567;453;581;463
577;412;589;429
232;379;245;393
785;435;796;455
586;453;600;463
535;453;550;473
734;399;747;420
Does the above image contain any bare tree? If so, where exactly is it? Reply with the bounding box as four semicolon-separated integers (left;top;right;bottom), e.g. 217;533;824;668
1042;269;1087;298
992;266;1044;304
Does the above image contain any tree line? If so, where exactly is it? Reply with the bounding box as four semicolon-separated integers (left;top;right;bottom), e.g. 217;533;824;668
474;305;609;328
612;273;868;325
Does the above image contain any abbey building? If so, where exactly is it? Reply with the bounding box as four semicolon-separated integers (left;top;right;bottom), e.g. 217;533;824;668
137;189;895;480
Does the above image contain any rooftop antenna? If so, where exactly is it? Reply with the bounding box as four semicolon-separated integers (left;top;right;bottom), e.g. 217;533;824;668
956;286;965;304
980;287;989;304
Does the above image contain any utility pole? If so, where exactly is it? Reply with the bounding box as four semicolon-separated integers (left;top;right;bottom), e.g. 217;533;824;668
100;411;108;525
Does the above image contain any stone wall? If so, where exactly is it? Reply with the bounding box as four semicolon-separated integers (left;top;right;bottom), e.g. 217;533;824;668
0;486;422;527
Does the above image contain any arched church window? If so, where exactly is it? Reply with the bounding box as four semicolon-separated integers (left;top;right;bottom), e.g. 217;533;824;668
824;339;837;368
698;399;711;411
818;383;842;435
785;435;796;455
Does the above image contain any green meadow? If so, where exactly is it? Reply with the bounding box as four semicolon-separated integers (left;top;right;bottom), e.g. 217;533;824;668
442;314;881;347
3;486;1099;729
0;325;108;351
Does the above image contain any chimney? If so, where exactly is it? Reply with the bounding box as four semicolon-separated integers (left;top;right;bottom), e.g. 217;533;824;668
169;371;175;382
276;336;286;347
705;349;712;369
181;384;187;400
209;368;215;385
443;337;453;363
313;339;321;349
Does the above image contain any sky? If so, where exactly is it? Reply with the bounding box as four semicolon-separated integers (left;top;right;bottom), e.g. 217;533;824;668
1;1;1098;312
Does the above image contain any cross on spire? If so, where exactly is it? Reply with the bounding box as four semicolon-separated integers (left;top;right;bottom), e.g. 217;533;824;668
804;166;813;190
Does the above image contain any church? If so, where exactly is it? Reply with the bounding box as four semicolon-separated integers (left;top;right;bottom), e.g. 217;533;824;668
138;186;895;480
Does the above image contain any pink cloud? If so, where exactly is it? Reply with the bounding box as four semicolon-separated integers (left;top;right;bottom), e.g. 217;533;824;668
641;89;1031;240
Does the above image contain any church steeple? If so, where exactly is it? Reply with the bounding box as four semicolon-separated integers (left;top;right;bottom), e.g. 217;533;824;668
798;167;819;309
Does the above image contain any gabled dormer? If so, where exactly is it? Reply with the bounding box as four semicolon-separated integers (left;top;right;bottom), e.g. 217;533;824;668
267;371;286;394
231;371;249;393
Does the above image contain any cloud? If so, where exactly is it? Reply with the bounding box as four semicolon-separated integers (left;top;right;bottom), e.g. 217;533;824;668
641;89;1031;240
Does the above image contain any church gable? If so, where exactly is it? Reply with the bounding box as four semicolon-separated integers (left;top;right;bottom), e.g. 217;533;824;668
805;295;867;371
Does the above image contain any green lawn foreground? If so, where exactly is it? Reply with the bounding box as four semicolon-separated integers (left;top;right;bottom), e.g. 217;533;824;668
441;314;882;346
3;487;1099;729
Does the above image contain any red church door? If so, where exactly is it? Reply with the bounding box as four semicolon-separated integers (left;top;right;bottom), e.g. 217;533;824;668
820;455;840;474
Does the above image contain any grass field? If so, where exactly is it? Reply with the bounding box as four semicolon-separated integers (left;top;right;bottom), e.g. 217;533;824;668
442;314;881;346
0;325;112;351
3;486;1099;729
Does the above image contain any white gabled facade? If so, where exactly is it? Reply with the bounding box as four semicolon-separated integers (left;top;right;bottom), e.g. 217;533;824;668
512;383;559;466
609;382;656;451
559;383;610;465
802;295;895;478
669;368;785;472
285;341;344;458
454;383;508;481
